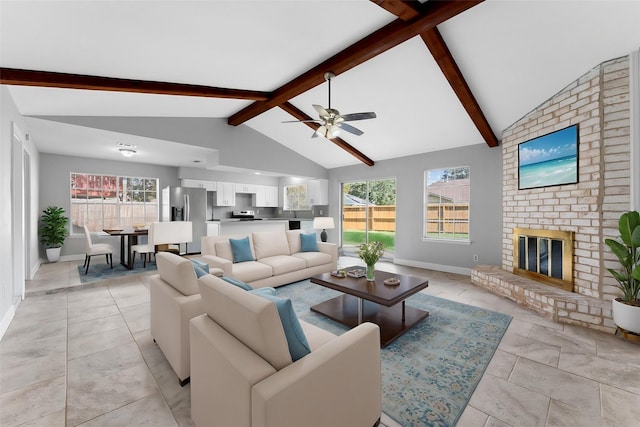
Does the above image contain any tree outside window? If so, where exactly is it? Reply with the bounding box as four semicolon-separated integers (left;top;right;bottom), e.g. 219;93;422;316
424;166;470;241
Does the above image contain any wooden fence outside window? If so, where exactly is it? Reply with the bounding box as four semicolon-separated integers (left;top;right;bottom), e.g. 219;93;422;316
343;204;470;234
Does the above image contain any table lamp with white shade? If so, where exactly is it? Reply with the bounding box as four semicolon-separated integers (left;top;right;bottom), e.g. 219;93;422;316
312;217;335;242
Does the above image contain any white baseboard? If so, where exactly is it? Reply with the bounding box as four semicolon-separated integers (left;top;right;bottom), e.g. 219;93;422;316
59;254;85;262
39;254;85;266
30;260;41;280
393;258;471;276
0;302;17;341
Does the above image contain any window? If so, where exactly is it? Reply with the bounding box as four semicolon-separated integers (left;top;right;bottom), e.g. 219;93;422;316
424;166;470;241
284;183;309;211
70;173;159;233
342;178;397;253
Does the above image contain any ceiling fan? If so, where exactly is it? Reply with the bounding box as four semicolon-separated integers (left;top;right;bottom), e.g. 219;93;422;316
283;72;376;139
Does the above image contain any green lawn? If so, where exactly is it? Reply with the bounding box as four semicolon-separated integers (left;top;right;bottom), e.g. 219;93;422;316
342;230;395;251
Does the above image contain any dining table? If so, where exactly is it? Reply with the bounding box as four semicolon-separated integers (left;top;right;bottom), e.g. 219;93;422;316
103;228;149;270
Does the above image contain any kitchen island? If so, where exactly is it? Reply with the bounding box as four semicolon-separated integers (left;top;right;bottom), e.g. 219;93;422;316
206;219;313;236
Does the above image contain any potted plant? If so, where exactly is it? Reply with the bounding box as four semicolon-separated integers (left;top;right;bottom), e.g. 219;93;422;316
358;241;384;281
604;210;640;335
39;206;69;263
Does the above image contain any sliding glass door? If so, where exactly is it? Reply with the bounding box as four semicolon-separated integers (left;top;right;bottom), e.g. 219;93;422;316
341;178;396;257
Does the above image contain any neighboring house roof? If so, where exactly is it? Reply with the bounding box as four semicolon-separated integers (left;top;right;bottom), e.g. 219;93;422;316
426;179;470;203
343;193;375;206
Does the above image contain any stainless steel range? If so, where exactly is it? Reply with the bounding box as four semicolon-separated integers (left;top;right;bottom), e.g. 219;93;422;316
231;210;259;220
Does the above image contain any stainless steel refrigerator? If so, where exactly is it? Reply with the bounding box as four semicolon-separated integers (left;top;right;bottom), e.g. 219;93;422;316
161;186;207;254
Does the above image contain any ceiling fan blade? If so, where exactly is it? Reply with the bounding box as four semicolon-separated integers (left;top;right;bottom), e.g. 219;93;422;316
281;119;321;123
340;112;377;122
338;122;364;136
313;104;330;119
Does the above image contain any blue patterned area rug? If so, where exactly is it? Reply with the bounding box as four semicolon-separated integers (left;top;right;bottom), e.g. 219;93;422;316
277;280;512;427
78;258;157;283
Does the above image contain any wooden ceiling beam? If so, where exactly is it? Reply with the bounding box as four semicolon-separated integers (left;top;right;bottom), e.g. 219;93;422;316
0;67;270;101
279;102;374;166
419;28;498;147
369;0;421;21
228;0;483;127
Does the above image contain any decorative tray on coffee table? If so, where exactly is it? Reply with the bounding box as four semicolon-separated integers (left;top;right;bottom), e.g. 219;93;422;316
383;277;400;286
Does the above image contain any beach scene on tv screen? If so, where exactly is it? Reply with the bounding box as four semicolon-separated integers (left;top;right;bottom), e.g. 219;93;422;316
518;125;578;189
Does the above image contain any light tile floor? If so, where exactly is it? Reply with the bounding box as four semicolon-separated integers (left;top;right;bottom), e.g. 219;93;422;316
1;258;639;426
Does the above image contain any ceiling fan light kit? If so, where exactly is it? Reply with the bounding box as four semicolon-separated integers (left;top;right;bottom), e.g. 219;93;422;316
283;71;376;140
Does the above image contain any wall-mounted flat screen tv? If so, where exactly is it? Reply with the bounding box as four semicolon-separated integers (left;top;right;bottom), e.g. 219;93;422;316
518;124;579;190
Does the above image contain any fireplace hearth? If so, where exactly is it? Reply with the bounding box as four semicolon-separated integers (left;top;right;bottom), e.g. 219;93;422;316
512;228;574;292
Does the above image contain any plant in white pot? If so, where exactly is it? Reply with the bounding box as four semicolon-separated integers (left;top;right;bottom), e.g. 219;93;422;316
39;206;69;263
604;210;640;336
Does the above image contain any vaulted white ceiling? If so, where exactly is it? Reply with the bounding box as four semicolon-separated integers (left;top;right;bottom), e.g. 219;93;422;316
2;0;639;173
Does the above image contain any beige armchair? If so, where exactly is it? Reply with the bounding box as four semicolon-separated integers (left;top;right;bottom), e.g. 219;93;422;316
190;274;382;427
149;251;204;386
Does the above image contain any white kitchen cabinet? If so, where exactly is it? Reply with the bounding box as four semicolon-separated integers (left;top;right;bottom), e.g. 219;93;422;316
215;182;236;206
181;179;216;191
253;185;279;207
308;179;328;206
265;185;279;207
235;183;257;194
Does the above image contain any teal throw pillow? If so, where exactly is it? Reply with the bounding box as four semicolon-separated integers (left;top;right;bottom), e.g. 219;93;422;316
190;259;210;278
254;293;311;362
249;287;277;297
222;276;253;291
300;233;319;252
229;236;255;263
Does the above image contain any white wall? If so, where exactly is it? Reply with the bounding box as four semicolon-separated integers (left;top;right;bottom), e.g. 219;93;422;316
38;153;181;261
1;86;39;339
328;143;503;274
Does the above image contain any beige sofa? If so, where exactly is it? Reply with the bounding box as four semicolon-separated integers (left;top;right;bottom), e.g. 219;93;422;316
149;251;221;386
200;230;337;288
190;274;382;427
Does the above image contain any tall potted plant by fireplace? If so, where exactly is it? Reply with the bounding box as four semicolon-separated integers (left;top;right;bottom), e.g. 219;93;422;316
39;206;69;263
604;210;640;335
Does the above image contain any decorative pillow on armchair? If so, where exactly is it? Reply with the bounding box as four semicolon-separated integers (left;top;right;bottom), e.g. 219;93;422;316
254;293;311;361
190;259;210;278
221;276;253;291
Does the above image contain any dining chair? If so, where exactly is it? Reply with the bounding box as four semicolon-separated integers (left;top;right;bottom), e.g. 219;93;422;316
83;225;113;274
131;223;156;268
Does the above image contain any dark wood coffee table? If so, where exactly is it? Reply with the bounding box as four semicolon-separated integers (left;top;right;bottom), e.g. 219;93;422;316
310;266;429;347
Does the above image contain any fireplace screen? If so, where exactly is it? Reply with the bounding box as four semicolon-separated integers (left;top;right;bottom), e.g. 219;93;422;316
513;228;574;291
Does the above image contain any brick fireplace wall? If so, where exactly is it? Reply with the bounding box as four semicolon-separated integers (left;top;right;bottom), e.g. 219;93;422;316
472;56;631;332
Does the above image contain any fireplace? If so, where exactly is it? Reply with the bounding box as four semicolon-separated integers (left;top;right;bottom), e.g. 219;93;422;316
512;228;574;292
